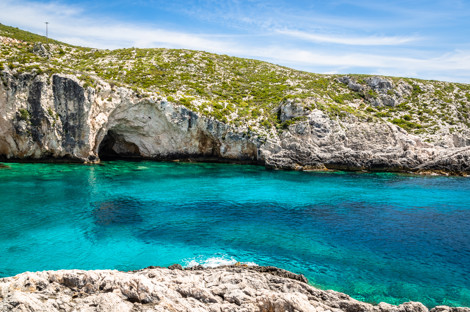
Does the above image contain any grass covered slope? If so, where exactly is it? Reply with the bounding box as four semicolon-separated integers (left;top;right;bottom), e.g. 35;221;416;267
1;23;470;143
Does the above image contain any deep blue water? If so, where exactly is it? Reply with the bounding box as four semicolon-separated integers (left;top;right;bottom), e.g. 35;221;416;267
0;161;469;308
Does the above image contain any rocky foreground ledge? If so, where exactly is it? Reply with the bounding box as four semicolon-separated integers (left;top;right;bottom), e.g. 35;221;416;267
1;265;468;312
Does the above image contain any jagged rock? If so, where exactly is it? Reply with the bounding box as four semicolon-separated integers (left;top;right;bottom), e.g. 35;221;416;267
32;42;50;58
168;264;183;270
337;76;364;92
278;99;306;122
1;266;467;312
261;109;470;174
338;76;411;107
0;72;261;163
0;72;469;175
365;76;393;92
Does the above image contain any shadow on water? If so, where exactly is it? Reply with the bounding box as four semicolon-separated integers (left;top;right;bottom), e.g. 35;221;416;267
91;197;144;226
77;168;470;308
87;196;470;279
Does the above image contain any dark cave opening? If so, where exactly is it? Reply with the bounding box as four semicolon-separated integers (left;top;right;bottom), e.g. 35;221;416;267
98;130;141;160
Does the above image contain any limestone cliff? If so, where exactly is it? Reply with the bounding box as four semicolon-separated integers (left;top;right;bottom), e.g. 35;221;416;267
0;71;469;174
262;106;470;174
0;72;260;164
1;265;469;312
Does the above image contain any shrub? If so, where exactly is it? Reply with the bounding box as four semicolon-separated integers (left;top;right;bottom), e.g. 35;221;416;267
18;108;30;121
375;111;391;118
178;97;193;108
411;84;424;96
261;119;271;128
212;101;224;110
391;118;422;130
331;92;359;104
367;89;378;99
280;116;307;129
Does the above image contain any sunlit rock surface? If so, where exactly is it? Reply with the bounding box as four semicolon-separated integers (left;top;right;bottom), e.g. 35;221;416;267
0;72;469;174
1;265;468;312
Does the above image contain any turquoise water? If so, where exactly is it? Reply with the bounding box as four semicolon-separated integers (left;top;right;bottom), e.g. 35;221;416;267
0;161;469;307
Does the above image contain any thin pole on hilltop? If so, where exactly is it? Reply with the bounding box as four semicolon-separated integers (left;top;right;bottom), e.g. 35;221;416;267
45;22;49;45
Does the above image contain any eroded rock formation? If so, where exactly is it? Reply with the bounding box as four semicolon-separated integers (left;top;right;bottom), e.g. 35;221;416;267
261;109;470;173
0;72;260;164
1;265;468;312
1;72;469;174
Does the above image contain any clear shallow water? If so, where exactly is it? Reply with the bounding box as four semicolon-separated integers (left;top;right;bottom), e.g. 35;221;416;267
0;161;469;308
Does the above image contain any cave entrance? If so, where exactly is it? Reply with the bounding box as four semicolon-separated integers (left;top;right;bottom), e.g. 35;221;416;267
98;130;141;160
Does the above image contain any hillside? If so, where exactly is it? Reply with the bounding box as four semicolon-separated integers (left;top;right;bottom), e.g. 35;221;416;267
1;23;470;174
1;23;469;143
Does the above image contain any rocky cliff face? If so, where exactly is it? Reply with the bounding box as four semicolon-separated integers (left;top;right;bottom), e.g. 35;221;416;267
1;265;468;312
262;107;470;173
0;72;261;164
1;71;469;174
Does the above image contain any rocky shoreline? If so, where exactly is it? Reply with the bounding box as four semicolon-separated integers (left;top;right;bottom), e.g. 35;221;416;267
1;72;469;175
0;265;468;312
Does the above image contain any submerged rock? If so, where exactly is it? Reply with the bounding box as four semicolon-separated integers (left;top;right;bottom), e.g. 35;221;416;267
0;265;467;312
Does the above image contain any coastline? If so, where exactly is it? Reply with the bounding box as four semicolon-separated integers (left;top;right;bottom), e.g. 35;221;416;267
1;158;468;177
1;71;469;177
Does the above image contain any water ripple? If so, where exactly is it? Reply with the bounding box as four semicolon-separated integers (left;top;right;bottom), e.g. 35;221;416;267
0;162;469;308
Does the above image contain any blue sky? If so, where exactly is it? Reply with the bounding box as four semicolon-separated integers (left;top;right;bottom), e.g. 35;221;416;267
1;0;469;83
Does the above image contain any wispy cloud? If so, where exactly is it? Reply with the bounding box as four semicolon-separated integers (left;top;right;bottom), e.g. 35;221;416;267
250;46;470;71
276;29;419;46
171;0;387;33
0;0;469;83
0;0;238;51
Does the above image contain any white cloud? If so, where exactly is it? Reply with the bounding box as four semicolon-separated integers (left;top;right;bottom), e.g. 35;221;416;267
254;47;470;73
276;29;419;46
0;0;237;51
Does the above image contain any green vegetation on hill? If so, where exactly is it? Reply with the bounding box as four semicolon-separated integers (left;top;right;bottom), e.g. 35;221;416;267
0;23;68;46
1;23;469;139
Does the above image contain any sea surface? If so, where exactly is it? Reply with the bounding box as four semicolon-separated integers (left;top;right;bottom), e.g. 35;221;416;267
0;161;469;308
